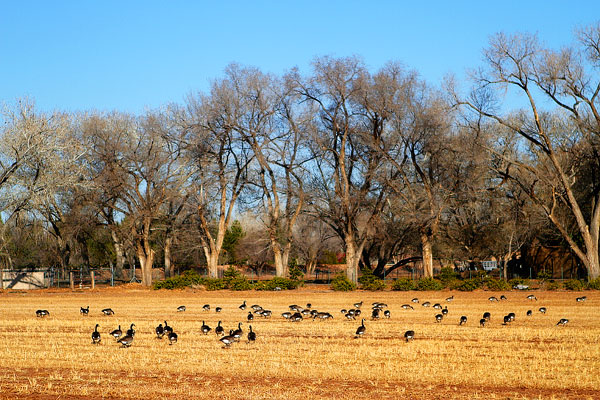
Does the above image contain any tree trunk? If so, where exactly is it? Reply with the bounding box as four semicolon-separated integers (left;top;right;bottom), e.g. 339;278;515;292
164;235;174;278
420;231;434;278
345;238;360;284
205;248;219;278
136;244;155;287
110;231;125;279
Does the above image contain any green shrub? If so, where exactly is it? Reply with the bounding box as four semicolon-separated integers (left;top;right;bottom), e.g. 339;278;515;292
546;280;561;291
254;277;301;291
587;278;600;290
288;265;304;281
152;270;204;290
391;278;415;291
415;277;444;291
358;269;386;291
438;267;458;283
484;278;510;291
203;278;227;291
537;270;552;281
456;278;482;291
446;279;463;290
228;276;252;291
563;279;585;291
330;274;357;291
508;278;530;288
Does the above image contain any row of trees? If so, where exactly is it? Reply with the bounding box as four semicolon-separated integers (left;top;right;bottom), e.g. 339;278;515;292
1;23;599;285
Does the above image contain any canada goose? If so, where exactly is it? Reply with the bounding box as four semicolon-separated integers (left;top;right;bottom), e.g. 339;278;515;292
446;295;454;302
168;331;178;345
117;334;134;348
91;324;101;344
80;306;90;316
155;323;165;339
301;309;312;316
355;309;362;317
422;302;431;307
500;295;507;301
372;302;387;309
459;316;467;326
251;304;262;311
289;304;301;312
215;321;224;336
281;312;292;320
411;298;419;303
435;314;443;323
314;312;333;321
526;310;533;316
507;312;515;322
340;309;347;314
201;321;211;335
126;323;136;337
177;305;186;312
310;309;319;317
404;330;415;342
483;312;491;321
355;319;366;337
503;315;511;325
247;312;254;322
345;312;356;320
401;304;414;310
556;318;569;326
306;303;312;309
232;323;243;341
261;310;272;318
239;301;247;310
527;295;537;301
539;307;547;314
433;303;442;310
110;325;122;340
488;296;499;302
215;307;222;313
101;308;114;316
36;309;50;317
164;321;173;334
291;312;303;322
441;307;449;316
576;296;587;302
383;310;391;319
203;304;210;312
354;301;363;309
479;318;487;327
371;309;380;320
220;330;235;347
247;325;256;343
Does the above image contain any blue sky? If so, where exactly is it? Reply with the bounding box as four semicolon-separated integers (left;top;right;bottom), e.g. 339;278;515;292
1;1;598;114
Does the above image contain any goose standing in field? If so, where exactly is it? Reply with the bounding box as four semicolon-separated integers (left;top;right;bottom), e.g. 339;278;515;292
539;307;547;314
291;312;303;322
215;321;224;336
459;316;467;326
281;312;292;320
401;304;414;310
483;312;491;321
355;319;366;337
177;305;186;312
441;307;449;317
220;330;235;348
247;325;256;343
479;318;487;327
126;323;136;337
411;298;419;303
576;296;587;302
201;321;211;335
101;308;114;316
239;301;247;310
36;309;50;318
80;306;90;316
354;301;363;309
215;307;222;313
155;323;165;339
433;303;442;310
232;323;243;341
110;325;122;340
500;295;507;301
404;330;414;342
503;315;512;325
371;308;380;320
168;331;178;345
435;314;443;323
507;312;516;322
488;296;499;302
261;310;272;318
203;304;210;312
384;310;391;319
527;294;537;301
306;303;312;309
247;312;254;322
526;310;533;316
314;312;333;321
345;312;356;321
556;318;569;326
91;324;101;344
164;321;173;334
422;301;431;307
446;295;454;302
117;333;134;348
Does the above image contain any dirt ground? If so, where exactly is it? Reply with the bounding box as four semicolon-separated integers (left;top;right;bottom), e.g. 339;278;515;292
0;285;598;399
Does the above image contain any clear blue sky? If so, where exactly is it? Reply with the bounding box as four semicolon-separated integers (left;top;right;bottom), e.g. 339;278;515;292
1;1;598;114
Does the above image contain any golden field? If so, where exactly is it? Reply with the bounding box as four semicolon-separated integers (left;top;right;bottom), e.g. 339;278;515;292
0;286;599;399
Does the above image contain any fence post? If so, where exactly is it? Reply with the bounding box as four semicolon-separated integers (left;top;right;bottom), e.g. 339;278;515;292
0;268;3;290
110;263;114;287
70;271;74;290
91;271;95;289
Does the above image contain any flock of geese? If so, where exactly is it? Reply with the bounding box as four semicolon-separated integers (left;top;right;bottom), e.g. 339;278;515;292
33;293;584;348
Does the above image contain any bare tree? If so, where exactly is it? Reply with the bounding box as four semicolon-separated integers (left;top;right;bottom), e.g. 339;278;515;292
455;24;600;279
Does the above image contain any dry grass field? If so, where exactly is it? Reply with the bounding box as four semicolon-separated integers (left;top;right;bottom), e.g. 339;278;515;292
0;286;599;399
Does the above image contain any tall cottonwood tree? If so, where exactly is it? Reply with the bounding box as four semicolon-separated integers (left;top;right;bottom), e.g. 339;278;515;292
456;24;600;279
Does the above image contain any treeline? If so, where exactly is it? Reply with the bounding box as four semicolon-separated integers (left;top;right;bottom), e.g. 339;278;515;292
1;23;599;285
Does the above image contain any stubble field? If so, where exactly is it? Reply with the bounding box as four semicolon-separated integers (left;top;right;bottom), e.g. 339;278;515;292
0;286;598;399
